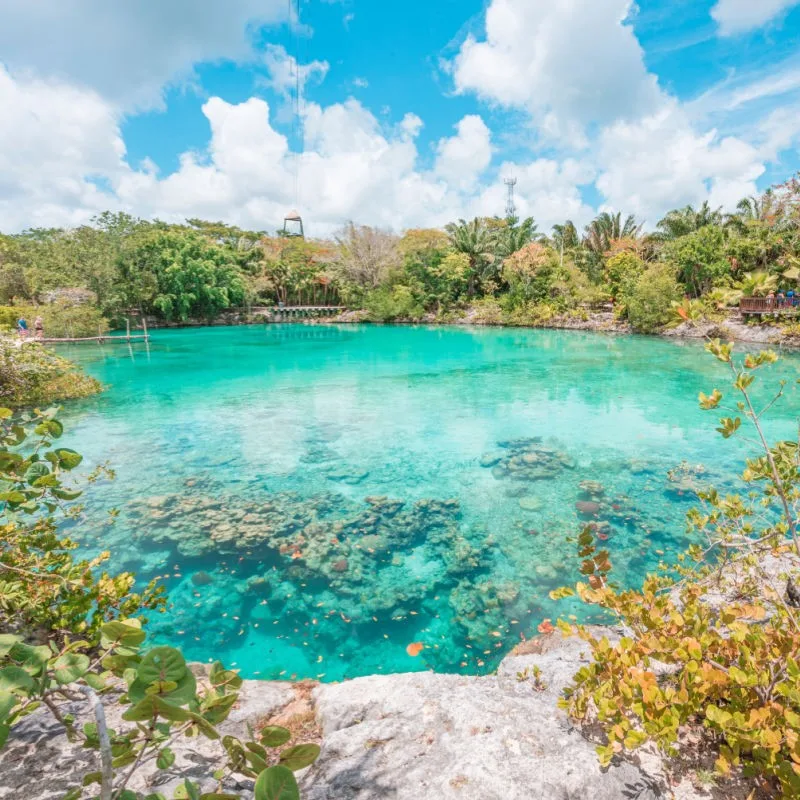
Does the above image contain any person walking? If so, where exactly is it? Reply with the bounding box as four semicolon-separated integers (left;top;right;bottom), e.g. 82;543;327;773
16;317;28;338
34;316;44;340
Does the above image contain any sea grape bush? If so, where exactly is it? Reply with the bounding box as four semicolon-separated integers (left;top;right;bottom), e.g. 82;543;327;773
0;625;319;800
553;341;800;798
0;410;319;799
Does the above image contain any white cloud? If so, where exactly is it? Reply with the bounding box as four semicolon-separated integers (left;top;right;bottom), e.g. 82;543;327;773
0;67;126;230
261;44;329;98
451;0;791;226
711;0;800;36
0;65;518;235
452;0;662;137
434;116;492;190
0;0;286;108
595;102;765;223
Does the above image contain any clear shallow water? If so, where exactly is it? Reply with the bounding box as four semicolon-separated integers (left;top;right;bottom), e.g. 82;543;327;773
56;324;800;681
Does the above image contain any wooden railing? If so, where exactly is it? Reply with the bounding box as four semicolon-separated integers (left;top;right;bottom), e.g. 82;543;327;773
740;296;800;314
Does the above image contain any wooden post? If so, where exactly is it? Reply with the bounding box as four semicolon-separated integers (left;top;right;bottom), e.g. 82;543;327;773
126;317;131;341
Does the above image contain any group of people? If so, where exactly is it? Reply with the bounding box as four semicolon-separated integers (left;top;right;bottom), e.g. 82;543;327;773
16;316;44;339
765;290;800;308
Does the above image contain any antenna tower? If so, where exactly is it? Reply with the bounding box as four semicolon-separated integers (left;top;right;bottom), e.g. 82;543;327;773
504;176;517;219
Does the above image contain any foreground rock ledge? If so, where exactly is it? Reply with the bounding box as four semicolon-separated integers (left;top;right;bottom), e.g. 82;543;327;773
1;633;671;800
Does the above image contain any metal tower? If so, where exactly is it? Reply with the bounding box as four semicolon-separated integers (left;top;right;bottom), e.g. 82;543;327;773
504;177;517;219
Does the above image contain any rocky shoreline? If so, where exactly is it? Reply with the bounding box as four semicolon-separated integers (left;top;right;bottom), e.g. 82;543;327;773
140;308;797;350
1;631;678;800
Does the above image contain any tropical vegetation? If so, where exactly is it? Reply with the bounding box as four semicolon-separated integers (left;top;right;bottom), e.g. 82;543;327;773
1;173;799;335
554;342;800;798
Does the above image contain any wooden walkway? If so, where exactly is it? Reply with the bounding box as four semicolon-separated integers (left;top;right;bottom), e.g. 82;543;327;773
251;305;346;320
740;297;800;316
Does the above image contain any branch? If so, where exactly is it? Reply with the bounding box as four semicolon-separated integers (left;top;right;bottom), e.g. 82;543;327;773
80;686;113;800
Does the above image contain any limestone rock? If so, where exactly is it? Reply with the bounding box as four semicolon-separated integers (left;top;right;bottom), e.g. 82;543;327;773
301;634;666;800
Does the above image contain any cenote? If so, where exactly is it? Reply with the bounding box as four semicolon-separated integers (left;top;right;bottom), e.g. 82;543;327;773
55;324;800;681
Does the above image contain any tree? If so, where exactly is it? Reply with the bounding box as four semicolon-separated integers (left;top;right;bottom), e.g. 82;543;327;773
583;212;643;256
656;202;723;240
550;221;580;253
493;216;539;260
623;263;682;332
333;223;401;289
661;225;730;296
119;230;247;320
445;218;496;296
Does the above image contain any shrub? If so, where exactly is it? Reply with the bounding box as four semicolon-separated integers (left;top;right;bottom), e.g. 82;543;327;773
555;343;800;798
364;285;424;322
0;338;102;407
604;251;644;301
465;297;504;325
0;303;109;338
623;263;682;333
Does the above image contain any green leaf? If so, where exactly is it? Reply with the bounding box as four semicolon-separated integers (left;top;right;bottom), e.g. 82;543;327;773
156;747;176;769
278;744;321;771
51;487;83;501
100;619;146;648
137;647;187;685
254;765;300;800
53;653;90;685
0;634;21;659
0;691;17;723
53;448;83;470
82;771;103;786
24;462;50;485
0;666;34;694
260;726;292;748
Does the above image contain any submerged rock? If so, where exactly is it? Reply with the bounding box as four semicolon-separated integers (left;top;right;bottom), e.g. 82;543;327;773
518;496;543;512
191;571;214;586
575;500;601;517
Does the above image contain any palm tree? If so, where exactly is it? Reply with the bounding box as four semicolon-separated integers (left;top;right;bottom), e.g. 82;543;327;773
494;216;539;259
656;202;723;240
724;190;778;232
583;212;643;256
445;218;496;296
550;221;580;253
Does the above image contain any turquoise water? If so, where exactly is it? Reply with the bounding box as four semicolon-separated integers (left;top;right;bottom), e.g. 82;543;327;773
56;324;800;681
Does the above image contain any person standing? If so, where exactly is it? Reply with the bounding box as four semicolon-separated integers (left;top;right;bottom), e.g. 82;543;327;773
34;316;44;340
17;317;28;338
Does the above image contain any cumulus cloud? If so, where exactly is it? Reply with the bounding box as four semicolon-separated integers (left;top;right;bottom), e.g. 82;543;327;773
452;0;662;136
0;67;125;230
711;0;800;36
434;116;493;190
0;0;286;107
595;102;765;223
450;0;791;225
0;65;524;235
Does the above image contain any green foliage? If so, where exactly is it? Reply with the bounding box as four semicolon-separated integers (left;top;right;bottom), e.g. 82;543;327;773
661;225;730;296
0;338;102;407
623;263;682;333
0;409;320;798
556;344;800;798
0;303;109;339
120;230;248;321
603;251;644;301
364;285;424;322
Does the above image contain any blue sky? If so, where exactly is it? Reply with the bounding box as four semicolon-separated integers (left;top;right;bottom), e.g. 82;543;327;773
0;0;799;235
